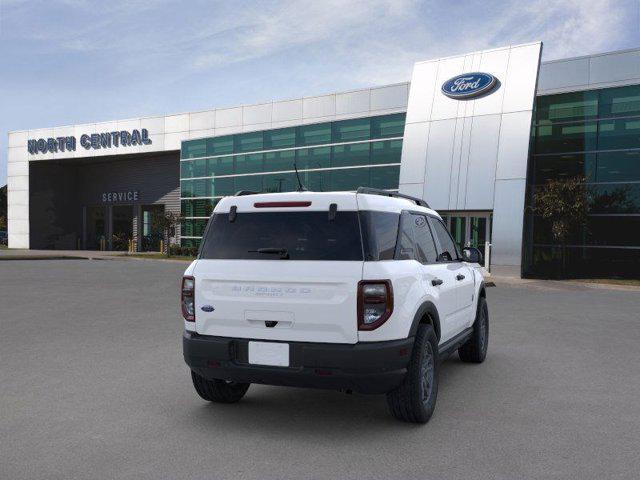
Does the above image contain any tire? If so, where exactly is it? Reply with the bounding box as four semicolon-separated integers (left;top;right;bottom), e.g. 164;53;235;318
190;370;250;403
386;324;438;424
458;296;489;363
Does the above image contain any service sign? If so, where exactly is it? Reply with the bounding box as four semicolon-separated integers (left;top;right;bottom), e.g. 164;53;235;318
102;191;139;203
441;72;497;99
27;129;152;155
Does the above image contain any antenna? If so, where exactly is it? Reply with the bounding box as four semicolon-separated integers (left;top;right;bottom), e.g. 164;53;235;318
293;162;308;192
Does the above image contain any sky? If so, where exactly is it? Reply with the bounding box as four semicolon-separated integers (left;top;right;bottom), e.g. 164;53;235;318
1;0;639;186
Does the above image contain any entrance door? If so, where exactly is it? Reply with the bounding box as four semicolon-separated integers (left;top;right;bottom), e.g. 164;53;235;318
441;212;492;267
112;205;134;251
86;206;106;250
469;216;489;254
141;205;164;252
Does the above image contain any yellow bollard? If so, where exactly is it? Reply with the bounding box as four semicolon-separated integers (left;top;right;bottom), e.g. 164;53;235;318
160;239;164;254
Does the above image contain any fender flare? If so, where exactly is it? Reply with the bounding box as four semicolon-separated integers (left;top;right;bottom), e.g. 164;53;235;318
408;301;441;341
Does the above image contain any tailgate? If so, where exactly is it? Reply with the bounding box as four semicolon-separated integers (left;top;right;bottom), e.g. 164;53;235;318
194;260;362;344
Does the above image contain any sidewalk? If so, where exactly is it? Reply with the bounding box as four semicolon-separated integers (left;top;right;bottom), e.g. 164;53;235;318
0;249;194;263
484;265;640;292
0;249;130;261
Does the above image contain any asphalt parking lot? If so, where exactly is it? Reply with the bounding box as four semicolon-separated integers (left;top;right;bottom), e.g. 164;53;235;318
1;259;639;479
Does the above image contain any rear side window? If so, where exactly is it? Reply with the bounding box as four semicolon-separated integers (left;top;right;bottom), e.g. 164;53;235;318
200;211;363;261
395;212;416;260
430;218;460;261
359;211;400;261
411;214;438;263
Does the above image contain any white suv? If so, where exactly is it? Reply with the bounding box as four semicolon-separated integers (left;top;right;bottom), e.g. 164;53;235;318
182;188;488;423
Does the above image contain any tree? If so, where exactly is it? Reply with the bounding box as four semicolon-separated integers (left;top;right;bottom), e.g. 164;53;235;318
151;210;183;256
533;176;589;277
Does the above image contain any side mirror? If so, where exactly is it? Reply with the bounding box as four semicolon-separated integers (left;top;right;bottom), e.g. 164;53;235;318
462;247;483;265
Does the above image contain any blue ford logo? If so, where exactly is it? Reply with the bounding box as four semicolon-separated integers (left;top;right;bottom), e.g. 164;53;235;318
441;72;497;99
201;305;215;312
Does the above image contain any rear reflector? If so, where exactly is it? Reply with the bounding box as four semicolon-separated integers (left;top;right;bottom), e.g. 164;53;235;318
254;201;312;208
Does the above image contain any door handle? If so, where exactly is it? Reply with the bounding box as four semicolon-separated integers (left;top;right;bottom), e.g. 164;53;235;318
431;278;443;286
456;274;465;281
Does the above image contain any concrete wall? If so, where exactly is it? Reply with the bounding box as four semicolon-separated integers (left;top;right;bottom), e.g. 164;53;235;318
538;47;640;95
399;42;542;267
7;83;409;249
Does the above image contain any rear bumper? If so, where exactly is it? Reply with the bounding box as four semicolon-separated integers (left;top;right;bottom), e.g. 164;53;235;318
183;331;414;394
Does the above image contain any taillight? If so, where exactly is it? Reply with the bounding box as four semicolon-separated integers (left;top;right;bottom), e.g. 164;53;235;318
181;276;195;322
357;280;393;330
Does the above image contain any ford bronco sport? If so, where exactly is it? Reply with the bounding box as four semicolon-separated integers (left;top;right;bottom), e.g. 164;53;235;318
182;188;488;423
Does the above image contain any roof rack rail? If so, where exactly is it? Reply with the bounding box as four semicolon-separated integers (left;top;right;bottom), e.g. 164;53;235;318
234;190;259;196
356;187;430;208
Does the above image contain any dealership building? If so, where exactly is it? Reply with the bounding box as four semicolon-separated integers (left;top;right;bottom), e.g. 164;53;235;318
6;42;640;277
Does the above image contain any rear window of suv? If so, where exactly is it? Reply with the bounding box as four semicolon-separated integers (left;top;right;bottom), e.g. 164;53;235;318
200;211;364;261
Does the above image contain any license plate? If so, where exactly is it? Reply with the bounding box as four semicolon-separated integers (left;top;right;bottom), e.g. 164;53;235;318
248;341;289;367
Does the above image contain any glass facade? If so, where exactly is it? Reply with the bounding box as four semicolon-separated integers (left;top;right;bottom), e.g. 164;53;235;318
180;113;405;247
523;85;640;278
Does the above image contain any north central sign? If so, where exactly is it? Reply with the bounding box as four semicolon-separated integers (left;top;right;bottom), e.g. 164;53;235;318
27;128;152;155
441;72;497;99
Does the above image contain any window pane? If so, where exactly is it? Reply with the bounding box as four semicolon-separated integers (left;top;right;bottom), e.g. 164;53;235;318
180;180;193;198
264;150;295;172
412;214;438;263
234;174;263;193
590;183;640;214
535;91;598;124
181;139;206;159
210;177;235;197
449;216;466;252
200;212;363;261
181;219;208;237
599;84;640;118
234;132;263;153
297;123;331;146
332;118;370;142
264;128;296;149
371;113;406;139
586;216;640;246
531;154;597;184
371;139;402;164
370;166;400;190
181;238;201;248
430;218;459;261
208;156;234;176
181;199;215;217
206;136;233;156
597;119;640;150
332;143;370;167
304;170;330;191
595;151;640;182
396;212;415;260
190;159;207;177
296;147;331;170
359;211;400;261
325;168;369;191
180;160;193;179
235;153;263;175
262;172;296;192
534;121;598;154
192;179;208;197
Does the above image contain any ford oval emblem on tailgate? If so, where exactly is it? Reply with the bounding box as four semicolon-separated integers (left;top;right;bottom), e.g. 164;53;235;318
201;305;215;312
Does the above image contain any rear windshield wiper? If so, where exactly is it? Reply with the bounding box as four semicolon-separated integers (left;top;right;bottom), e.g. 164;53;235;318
248;247;290;259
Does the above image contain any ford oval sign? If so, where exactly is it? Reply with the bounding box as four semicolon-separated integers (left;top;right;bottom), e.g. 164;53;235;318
441;72;497;99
